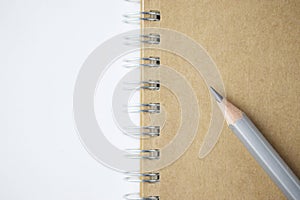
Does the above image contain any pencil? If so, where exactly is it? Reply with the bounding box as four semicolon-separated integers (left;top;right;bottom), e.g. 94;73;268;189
210;87;300;200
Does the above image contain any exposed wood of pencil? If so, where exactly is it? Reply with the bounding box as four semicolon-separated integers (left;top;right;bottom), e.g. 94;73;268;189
209;86;243;125
222;99;243;125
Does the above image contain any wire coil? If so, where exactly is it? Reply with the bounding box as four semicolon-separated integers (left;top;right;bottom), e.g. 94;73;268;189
124;172;160;183
140;80;160;90
123;57;160;68
123;1;161;200
124;80;160;91
128;103;160;113
124;34;160;45
123;11;160;24
124;194;160;200
126;126;160;138
124;0;141;3
125;149;160;160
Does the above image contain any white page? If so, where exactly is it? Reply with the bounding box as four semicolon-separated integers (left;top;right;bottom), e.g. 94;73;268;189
0;0;140;199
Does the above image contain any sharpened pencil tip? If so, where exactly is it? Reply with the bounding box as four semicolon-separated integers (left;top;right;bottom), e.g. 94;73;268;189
209;86;223;103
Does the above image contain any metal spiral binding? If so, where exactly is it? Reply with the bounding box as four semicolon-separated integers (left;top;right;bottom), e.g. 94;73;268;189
125;149;160;160
126;126;160;138
124;34;160;45
140;80;160;90
123;11;160;24
123;57;160;68
124;172;160;183
124;194;160;200
128;103;160;113
123;1;160;200
124;80;160;91
124;0;141;3
123;172;160;199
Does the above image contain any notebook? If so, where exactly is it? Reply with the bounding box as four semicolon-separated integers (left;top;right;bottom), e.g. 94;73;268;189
137;1;300;199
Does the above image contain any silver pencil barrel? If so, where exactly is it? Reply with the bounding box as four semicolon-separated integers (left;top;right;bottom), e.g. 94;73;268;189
229;114;300;200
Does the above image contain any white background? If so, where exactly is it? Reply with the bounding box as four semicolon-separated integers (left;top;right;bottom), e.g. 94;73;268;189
0;0;139;199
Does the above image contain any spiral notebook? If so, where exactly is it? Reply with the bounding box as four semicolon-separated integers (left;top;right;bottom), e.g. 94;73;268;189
125;1;300;199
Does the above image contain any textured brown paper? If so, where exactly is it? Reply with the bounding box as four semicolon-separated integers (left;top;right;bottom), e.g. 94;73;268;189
141;1;300;199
